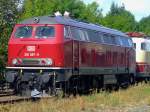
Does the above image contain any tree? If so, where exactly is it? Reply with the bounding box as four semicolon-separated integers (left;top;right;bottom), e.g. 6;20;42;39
102;2;137;32
20;0;85;19
20;0;103;24
0;0;19;68
79;2;103;23
138;16;150;35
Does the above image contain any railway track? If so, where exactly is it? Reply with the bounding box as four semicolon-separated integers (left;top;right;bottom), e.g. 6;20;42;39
0;95;54;105
0;90;14;97
0;95;32;104
0;89;54;105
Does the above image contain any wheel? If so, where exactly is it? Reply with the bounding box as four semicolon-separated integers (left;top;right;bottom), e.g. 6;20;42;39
20;82;31;96
55;88;64;98
144;78;148;83
129;75;135;85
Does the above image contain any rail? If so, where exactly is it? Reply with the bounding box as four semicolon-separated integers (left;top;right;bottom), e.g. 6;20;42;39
0;92;54;105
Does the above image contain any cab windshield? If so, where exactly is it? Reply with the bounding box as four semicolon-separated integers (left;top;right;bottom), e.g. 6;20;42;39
15;26;32;38
35;26;55;38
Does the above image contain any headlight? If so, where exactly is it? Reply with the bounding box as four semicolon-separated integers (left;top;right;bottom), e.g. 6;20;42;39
40;58;53;65
12;58;18;65
46;58;53;65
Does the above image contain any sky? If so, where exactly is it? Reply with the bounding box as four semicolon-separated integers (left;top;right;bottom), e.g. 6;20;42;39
82;0;150;21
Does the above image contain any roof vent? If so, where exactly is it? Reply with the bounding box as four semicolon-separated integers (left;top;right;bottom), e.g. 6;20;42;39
64;11;70;18
54;11;62;16
33;17;40;23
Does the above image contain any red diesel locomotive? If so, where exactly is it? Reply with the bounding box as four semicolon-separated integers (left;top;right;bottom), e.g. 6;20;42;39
5;13;136;96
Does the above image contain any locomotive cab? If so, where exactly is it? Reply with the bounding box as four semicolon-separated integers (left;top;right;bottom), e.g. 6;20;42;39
6;16;67;96
8;23;65;67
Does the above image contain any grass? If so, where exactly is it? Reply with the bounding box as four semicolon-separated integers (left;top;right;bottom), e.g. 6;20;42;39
1;83;150;112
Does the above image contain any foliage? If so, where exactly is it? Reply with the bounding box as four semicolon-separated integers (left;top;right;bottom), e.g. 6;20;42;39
78;2;103;23
20;0;84;19
102;2;138;32
20;0;103;23
138;16;150;36
0;0;17;69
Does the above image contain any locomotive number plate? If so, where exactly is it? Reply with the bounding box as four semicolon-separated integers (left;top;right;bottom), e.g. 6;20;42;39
24;53;40;57
27;46;35;52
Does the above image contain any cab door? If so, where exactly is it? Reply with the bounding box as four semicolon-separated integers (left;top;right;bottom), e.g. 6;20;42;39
72;40;79;75
70;27;80;75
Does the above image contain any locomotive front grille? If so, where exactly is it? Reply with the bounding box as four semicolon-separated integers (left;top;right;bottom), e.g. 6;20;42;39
22;59;40;65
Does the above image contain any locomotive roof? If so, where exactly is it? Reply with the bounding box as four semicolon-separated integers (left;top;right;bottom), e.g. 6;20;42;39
20;16;128;37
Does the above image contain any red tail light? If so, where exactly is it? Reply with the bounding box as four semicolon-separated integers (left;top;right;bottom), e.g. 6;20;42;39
136;65;145;72
18;59;22;64
41;59;46;65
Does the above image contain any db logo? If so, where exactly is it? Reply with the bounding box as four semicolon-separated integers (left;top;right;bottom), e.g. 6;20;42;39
27;46;35;52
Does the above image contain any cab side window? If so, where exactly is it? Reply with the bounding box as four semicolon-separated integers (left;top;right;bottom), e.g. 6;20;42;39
141;43;146;50
83;30;89;41
121;37;129;47
102;34;113;44
141;42;150;51
127;38;133;47
64;26;71;38
111;35;116;44
70;27;81;40
133;43;136;49
70;27;89;41
78;29;87;41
